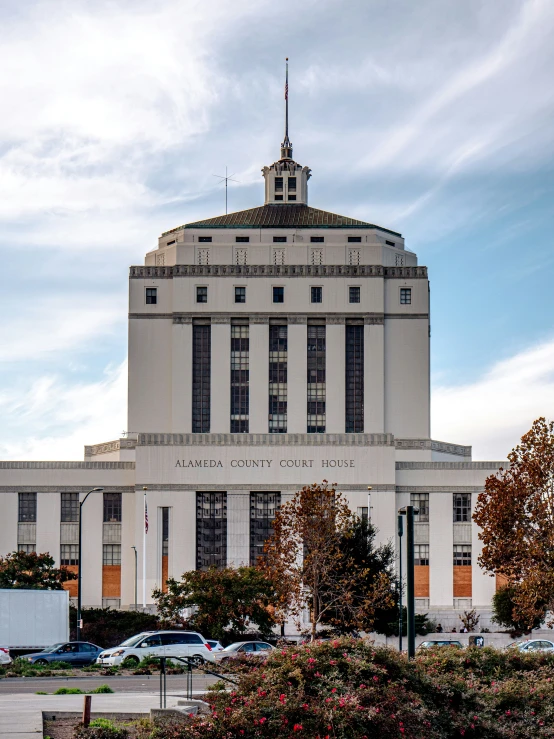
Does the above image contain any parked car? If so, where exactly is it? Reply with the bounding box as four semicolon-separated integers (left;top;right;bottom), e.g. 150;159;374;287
207;640;224;652
510;639;554;652
24;642;102;666
214;641;275;663
0;646;12;666
97;630;215;667
417;640;463;650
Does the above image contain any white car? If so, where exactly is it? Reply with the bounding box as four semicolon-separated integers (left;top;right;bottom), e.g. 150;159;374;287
97;630;215;666
214;641;275;663
0;646;12;666
512;639;554;653
206;640;224;652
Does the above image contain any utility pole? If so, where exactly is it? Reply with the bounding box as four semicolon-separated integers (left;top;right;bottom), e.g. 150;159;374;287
398;505;418;659
397;513;403;652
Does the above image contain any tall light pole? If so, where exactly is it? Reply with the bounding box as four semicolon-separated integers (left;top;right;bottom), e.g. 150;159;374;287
398;505;419;659
77;487;104;641
397;513;403;652
131;546;138;611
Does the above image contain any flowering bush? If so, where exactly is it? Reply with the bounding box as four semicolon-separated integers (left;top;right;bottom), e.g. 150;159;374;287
144;638;554;738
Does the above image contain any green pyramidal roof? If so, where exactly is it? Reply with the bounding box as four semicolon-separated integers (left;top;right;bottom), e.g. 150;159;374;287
162;204;401;236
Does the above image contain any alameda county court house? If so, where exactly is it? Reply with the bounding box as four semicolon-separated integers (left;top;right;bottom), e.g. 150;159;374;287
0;112;506;629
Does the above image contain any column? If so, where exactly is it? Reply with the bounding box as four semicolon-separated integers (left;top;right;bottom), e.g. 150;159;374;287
171;320;192;432
211;319;231;433
81;492;103;607
249;321;269;433
429;492;453;607
287;321;307;433
471;491;496;607
227;491;250;566
364;322;384;433
172;490;196;576
120;492;136;608
0;492;18;553
325;322;345;433
36;493;61;564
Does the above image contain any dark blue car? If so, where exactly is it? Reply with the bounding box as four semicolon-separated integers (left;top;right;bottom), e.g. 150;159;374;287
24;641;103;666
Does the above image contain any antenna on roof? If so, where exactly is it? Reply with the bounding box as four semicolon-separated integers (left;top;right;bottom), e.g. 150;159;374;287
213;166;239;214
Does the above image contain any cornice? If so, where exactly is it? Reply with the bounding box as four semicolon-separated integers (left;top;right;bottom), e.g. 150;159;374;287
395;461;505;470
136;483;394;492
395;439;472;457
129;265;428;280
130;312;428;324
0;486;135;493
396;486;484;493
0;461;135;470
84;439;136;457
137;432;395;447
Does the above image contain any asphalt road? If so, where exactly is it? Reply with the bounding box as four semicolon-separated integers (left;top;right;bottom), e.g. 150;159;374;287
0;672;222;694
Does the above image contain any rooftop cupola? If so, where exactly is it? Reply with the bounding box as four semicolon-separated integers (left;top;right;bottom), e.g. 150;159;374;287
262;59;311;205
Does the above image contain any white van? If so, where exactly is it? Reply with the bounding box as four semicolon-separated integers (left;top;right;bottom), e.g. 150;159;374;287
97;630;214;666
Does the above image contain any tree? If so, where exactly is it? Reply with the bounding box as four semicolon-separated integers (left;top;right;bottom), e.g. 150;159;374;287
260;481;394;639
323;516;398;634
152;566;279;642
0;550;77;590
492;585;545;634
69;606;159;647
473;417;554;630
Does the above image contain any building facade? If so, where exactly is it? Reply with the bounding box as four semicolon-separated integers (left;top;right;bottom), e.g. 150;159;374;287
0;127;505;628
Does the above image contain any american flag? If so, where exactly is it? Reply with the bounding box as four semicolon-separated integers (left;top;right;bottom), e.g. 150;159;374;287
144;501;149;534
285;79;288;101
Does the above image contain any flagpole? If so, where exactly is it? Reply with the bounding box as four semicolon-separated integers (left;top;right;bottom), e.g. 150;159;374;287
142;488;147;608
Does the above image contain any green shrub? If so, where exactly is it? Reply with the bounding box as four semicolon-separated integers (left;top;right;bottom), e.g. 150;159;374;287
92;684;114;694
69;606;158;648
74;717;128;738
54;687;83;694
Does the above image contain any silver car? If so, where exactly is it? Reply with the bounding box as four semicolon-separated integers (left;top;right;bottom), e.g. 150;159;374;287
512;639;554;652
214;641;274;663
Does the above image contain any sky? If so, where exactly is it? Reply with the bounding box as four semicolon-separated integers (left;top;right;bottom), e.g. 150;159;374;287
1;0;553;461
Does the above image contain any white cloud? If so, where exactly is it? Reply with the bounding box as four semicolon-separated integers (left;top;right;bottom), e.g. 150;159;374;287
0;295;125;363
432;338;554;460
0;361;127;460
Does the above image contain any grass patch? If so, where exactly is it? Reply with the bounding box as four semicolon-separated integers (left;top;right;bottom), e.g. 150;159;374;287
52;684;114;695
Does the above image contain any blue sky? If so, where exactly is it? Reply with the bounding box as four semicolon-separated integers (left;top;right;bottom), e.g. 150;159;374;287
1;0;553;460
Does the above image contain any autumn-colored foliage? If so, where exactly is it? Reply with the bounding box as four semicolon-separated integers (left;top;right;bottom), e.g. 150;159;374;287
0;550;77;590
260;481;395;639
473;417;554;630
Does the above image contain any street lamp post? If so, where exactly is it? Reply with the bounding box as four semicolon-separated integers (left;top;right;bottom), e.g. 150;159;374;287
397;513;404;652
398;505;418;659
131;546;138;611
77;487;104;641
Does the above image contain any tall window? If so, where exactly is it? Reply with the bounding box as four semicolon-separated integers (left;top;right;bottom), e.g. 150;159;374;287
196;286;208;303
269;325;287;433
103;544;121;565
275;177;283;192
453;493;471;522
345;324;364;432
61;492;79;522
250;492;280;565
307;325;326;433
145;288;157;305
453;545;471;566
192;324;211;433
231;324;249;432
414;544;429;566
400;288;411;304
60;544;79;565
273;286;284;303
18;492;36;522
103;493;122;523
196;492;227;569
411;492;429;522
235;287;246;303
162;508;169;557
349;286;360;303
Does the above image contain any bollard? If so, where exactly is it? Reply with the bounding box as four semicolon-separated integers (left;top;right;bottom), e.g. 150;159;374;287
83;694;91;727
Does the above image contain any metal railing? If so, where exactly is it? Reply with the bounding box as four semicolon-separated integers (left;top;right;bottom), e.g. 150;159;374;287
157;655;238;708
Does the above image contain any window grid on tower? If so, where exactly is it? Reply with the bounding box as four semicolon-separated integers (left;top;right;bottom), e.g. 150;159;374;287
61;492;79;522
268;325;287;433
310;249;323;266
348;249;360;266
197;248;210;265
18;492;37;522
453;493;471;522
196;492;227;569
411;492;429;522
192;324;211;433
345;324;364;432
249;492;281;565
307;325;326;433
230;324;249;433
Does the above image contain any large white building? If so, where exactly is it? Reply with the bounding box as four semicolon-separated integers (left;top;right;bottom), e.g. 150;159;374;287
0;113;505;628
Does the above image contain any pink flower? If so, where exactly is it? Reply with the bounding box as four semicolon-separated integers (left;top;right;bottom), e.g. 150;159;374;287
260;717;267;724
331;688;337;693
293;724;303;731
279;694;286;703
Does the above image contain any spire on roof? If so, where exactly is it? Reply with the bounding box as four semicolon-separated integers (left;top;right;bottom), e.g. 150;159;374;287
280;58;293;160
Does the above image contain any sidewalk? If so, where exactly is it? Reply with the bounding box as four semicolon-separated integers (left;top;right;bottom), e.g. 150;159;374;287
0;692;187;738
